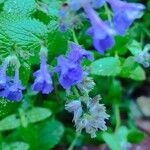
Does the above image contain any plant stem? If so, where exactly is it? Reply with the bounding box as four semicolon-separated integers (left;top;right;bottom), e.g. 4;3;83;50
68;133;80;150
72;30;79;44
115;104;121;131
19;108;28;128
72;86;80;97
104;3;112;24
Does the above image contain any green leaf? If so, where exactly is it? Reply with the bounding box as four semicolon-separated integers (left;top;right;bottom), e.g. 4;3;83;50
127;130;145;144
90;57;121;76
48;0;61;17
0;13;48;51
41;0;61;17
4;0;36;16
0;114;21;131
129;66;146;81
102;126;129;150
127;40;142;56
7;142;29;150
120;57;146;81
18;125;39;150
39;119;64;149
102;132;121;150
20;62;31;85
26;107;52;123
48;31;70;60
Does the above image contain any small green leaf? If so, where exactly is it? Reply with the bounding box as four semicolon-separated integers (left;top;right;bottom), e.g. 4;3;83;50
127;40;142;56
127;130;145;144
102;132;121;150
129;66;146;81
102;126;129;150
90;57;121;76
120;57;146;81
4;0;36;16
0;114;21;131
26;107;52;123
39;119;64;149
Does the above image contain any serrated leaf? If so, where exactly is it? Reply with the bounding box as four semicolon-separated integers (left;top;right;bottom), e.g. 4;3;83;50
90;57;121;76
0;13;48;51
0;114;21;131
39;119;64;149
41;0;61;17
48;0;61;17
26;107;52;123
4;0;36;16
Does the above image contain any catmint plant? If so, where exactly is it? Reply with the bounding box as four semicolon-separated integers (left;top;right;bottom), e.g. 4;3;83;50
32;46;53;94
0;0;148;148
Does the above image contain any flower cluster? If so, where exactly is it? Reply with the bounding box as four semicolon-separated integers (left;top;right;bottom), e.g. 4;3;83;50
60;0;145;54
65;95;109;138
0;42;93;102
135;44;150;68
55;42;93;89
0;57;25;102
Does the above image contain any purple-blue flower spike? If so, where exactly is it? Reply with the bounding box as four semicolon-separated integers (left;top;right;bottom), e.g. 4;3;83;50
83;4;116;53
68;42;94;64
55;55;84;90
107;0;145;35
32;46;53;94
6;67;25;102
0;60;9;97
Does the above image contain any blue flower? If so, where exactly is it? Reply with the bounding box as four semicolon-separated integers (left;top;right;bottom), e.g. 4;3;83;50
56;43;93;89
55;55;84;89
84;5;116;53
108;0;145;35
68;42;94;63
0;60;9;97
6;67;25;102
32;51;53;94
